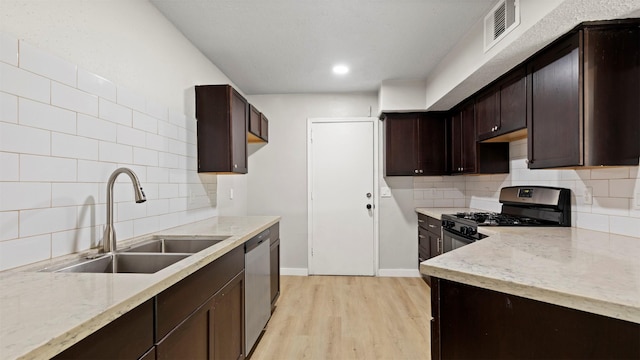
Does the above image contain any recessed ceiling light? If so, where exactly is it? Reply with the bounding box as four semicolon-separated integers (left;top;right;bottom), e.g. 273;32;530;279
332;64;349;75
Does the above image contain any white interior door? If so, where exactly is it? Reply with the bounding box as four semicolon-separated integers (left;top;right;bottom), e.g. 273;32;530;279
308;118;376;276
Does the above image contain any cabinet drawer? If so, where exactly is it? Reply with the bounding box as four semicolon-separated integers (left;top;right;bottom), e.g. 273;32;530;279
156;246;244;339
427;216;441;233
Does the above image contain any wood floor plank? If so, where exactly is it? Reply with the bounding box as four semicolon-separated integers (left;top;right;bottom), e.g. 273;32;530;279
251;276;431;360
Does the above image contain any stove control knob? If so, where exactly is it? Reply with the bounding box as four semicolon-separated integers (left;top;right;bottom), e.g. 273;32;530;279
460;226;468;235
467;227;477;235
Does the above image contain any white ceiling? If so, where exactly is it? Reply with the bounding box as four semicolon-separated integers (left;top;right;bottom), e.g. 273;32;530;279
151;0;640;102
150;0;497;95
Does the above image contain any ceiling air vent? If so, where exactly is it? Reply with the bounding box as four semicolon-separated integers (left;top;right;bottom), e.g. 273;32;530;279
484;0;520;52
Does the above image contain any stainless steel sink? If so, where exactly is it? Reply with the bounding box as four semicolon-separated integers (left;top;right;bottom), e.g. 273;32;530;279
121;236;229;254
54;253;189;274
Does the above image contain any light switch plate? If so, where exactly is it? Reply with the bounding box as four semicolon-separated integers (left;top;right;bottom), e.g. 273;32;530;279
380;187;392;198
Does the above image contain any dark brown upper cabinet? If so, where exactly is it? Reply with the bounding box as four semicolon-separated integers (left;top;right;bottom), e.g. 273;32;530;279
451;101;509;175
195;85;248;173
527;20;640;169
382;112;448;176
248;104;269;143
476;67;527;142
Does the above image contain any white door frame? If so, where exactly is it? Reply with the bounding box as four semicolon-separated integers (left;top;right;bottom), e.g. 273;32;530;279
307;117;379;275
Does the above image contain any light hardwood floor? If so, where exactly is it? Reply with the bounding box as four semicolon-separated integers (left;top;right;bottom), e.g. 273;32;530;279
250;276;431;360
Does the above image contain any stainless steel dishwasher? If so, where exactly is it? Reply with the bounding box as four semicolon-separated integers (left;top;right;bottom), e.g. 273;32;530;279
244;228;271;355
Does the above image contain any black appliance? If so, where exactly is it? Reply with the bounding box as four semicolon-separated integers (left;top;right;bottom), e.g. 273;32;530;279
441;186;571;253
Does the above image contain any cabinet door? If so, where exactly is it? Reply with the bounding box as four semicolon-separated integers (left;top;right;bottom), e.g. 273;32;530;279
428;231;440;259
450;112;463;174
270;238;280;308
498;67;527;135
418;226;430;261
260;113;269;142
212;272;245;360
248;104;261;142
528;34;581;169
417;114;448;175
156;300;210;360
230;89;248;173
475;88;499;140
384;114;418;176
460;102;477;174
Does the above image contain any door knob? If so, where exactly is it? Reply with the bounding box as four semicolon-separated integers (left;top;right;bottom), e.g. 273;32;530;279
366;193;372;198
366;204;373;210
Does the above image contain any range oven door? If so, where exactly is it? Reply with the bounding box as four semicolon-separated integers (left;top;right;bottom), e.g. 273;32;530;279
442;229;475;253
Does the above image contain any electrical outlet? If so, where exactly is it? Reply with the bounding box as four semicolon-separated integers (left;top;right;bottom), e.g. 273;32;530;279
380;187;391;198
634;192;640;210
584;186;593;205
229;188;234;200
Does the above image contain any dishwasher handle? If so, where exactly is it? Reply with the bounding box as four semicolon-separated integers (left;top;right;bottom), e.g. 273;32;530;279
245;228;271;252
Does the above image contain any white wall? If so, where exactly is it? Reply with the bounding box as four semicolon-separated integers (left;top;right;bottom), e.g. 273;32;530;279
245;94;379;274
378;79;427;114
0;1;243;270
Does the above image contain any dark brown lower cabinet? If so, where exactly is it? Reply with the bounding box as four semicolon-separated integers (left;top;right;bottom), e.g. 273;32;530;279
156;246;245;360
52;299;154;360
156;271;244;360
432;278;640;359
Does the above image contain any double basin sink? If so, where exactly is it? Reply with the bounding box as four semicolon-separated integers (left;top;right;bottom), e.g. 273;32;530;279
45;236;230;274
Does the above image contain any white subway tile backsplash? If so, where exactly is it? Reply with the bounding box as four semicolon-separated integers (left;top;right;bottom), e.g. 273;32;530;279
20;155;77;182
99;98;132;126
19;97;77;134
19;41;77;86
117;201;147;222
0;33;18;66
0;62;50;103
52;133;99;161
592;197;630;217
0;152;19;181
0;122;50;155
99;141;132;164
116;124;146;146
146;132;167;152
146;100;168;121
51;82;98;116
117;86;146;113
0;36;220;269
77;160;117;182
133;147;158;166
52;183;99;207
77;113;117;142
133;216;161;237
0;211;19;241
78;68;116;101
20;206;77;237
609;216;640;237
0;91;18;123
591;167;629;180
609;179;636;198
0;182;51;211
52;226;101;257
133;111;158;133
0;234;51;271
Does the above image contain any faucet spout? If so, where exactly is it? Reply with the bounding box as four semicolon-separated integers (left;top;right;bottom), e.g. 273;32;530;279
103;168;146;253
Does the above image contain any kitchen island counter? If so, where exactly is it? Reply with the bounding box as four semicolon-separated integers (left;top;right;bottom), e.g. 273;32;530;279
417;208;640;323
0;216;280;360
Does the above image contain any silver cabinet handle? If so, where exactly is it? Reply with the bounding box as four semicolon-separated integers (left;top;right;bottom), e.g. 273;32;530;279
418;234;426;239
414;169;419;174
418;219;425;223
437;237;442;253
428;224;436;228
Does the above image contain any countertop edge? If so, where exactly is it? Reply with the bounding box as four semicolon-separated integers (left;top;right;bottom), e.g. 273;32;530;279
420;262;640;324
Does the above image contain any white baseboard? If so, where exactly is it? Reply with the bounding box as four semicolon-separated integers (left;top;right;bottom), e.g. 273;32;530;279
281;268;309;276
377;269;421;277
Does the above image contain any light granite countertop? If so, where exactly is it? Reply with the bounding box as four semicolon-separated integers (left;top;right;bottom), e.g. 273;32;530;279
0;216;280;360
416;208;640;324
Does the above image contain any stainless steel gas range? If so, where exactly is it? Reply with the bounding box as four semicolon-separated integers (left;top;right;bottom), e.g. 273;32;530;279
441;186;572;252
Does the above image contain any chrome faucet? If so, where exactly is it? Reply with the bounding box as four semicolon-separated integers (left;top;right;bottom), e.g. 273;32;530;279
103;168;146;253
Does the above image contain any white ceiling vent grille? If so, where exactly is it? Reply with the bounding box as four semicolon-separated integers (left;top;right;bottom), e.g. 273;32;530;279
484;0;520;52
